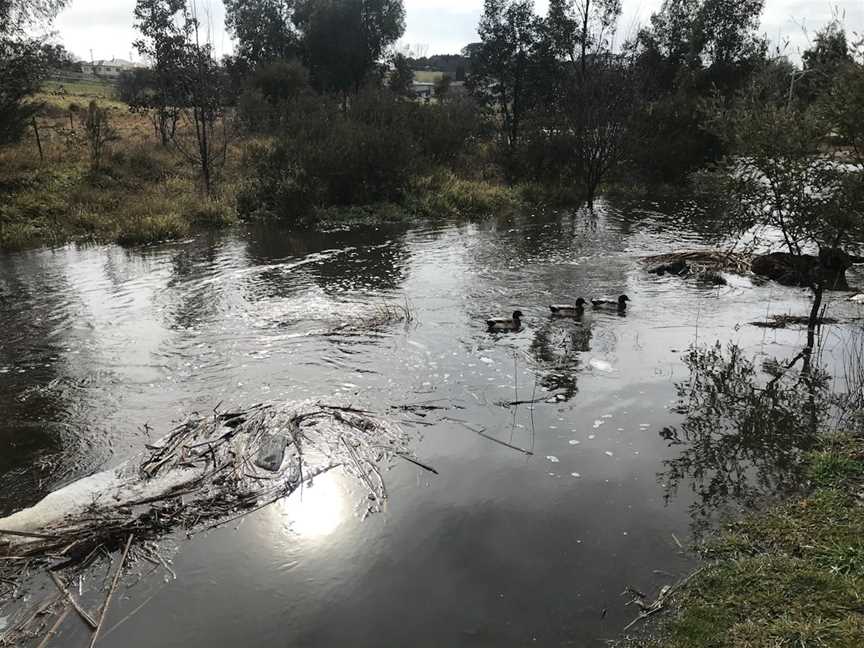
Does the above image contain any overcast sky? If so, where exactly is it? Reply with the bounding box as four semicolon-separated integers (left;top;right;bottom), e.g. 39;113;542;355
54;0;864;63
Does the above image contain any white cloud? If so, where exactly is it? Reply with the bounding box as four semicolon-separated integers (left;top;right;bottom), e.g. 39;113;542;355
52;0;864;62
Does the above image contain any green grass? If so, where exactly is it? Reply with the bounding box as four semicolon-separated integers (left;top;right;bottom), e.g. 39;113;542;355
0;144;238;250
42;78;117;99
622;434;864;648
407;170;523;219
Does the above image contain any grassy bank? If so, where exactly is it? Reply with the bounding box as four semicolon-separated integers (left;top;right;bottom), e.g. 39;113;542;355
1;81;240;250
0;148;237;249
624;432;864;647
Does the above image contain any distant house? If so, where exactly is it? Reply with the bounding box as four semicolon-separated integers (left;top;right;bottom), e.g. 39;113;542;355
411;81;435;100
81;59;143;79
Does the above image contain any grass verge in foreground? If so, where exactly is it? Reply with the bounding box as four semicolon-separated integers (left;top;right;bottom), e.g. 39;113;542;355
622;432;864;647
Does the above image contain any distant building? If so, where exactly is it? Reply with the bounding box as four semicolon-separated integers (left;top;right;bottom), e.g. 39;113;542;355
81;59;143;79
411;81;435;100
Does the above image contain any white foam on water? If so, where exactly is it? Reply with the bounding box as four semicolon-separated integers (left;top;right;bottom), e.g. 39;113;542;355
546;456;560;463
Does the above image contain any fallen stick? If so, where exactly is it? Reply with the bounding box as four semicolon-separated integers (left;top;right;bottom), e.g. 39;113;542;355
396;454;439;475
443;417;535;456
476;431;534;456
89;534;133;648
50;572;97;630
35;606;71;648
623;605;664;632
101;593;157;640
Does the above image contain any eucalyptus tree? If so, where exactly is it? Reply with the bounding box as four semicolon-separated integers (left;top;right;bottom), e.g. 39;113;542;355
467;0;541;178
133;0;188;145
294;0;405;97
224;0;300;67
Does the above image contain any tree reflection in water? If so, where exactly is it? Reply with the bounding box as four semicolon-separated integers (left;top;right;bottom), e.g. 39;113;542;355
660;342;830;533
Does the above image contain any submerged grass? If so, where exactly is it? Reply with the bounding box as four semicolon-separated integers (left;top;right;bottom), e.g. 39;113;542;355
624;433;864;648
407;170;524;219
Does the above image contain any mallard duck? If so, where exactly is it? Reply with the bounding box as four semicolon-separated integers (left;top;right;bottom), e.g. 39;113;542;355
592;295;630;310
487;311;524;332
550;298;587;317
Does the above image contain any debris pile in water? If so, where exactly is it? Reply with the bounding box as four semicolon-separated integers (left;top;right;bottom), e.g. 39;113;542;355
0;401;422;646
644;250;752;276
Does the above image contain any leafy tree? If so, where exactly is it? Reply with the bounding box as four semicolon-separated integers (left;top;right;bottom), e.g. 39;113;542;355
0;39;46;146
237;58;310;131
800;21;852;103
0;0;67;33
133;0;187;145
705;70;864;364
433;73;451;102
294;0;405;96
629;0;767;182
467;0;541;179
0;0;68;146
693;0;765;70
224;0;299;67
822;58;864;165
388;52;414;97
545;0;620;76
134;0;229;193
42;43;79;70
541;0;629;205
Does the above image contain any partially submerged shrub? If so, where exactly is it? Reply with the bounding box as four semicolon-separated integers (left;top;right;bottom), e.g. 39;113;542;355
116;212;190;246
408;170;522;219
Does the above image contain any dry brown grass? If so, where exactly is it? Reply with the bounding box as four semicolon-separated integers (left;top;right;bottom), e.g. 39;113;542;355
1;87;241;250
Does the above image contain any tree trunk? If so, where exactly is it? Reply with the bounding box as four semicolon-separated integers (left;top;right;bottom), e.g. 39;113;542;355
803;283;824;373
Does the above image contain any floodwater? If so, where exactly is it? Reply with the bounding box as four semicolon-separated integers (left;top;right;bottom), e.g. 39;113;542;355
1;197;862;647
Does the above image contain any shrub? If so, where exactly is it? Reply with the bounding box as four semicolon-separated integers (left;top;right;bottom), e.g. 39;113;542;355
108;145;169;183
237;89;420;225
237;59;310;133
410;97;481;166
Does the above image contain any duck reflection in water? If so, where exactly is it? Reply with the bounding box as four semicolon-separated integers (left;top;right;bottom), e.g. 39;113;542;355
529;319;594;402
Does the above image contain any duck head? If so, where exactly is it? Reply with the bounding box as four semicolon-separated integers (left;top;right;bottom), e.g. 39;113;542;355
512;310;524;321
618;295;630;306
575;298;587;307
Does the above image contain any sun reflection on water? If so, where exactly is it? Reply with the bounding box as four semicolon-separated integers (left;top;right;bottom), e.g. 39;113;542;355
277;473;347;539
